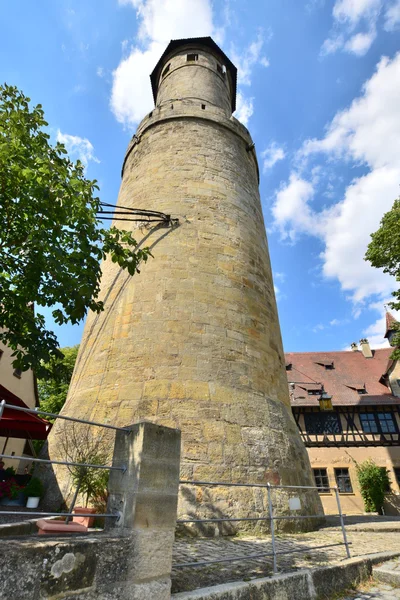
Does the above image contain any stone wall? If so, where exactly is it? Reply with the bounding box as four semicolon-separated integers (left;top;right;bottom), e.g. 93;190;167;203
46;39;321;527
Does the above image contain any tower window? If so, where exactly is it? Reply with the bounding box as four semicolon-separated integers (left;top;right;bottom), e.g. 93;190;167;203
187;53;198;61
201;104;206;110
216;63;226;75
162;63;170;78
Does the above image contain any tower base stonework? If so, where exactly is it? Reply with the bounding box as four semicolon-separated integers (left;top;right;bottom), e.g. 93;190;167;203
46;37;323;529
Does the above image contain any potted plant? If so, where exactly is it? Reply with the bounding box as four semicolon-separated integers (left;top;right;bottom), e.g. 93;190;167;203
24;476;44;508
0;478;24;506
59;422;110;527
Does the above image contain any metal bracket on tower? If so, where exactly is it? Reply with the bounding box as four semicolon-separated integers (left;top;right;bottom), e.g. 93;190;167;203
97;201;179;226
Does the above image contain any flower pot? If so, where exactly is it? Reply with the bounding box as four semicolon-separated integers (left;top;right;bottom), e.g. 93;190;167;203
0;492;26;507
26;496;40;509
73;507;96;527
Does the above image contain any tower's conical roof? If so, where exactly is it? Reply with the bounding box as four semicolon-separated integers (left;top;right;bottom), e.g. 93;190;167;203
384;310;398;338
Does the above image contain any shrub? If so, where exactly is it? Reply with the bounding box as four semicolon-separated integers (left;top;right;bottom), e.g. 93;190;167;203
24;476;44;498
356;459;390;513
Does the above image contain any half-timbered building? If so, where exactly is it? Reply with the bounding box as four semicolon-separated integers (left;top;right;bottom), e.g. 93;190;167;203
286;312;400;515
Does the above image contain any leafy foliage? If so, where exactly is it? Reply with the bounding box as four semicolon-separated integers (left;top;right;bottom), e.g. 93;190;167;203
355;459;390;513
0;84;151;374
23;476;44;498
37;345;79;417
59;422;110;508
365;198;400;358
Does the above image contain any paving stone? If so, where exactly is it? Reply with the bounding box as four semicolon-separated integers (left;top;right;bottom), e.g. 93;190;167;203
172;528;400;593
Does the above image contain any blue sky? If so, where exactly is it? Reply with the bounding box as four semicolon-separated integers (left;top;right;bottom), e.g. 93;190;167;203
2;0;400;352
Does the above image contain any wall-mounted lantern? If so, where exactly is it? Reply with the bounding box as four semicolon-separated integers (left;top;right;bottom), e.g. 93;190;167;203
319;392;333;411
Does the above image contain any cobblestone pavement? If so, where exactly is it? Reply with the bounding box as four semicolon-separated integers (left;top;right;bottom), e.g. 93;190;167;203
340;584;400;599
172;529;400;593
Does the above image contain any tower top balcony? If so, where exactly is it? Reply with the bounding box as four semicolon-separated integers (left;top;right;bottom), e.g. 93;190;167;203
150;36;237;116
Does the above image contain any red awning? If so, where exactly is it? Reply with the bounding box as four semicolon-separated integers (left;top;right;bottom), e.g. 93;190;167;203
0;385;51;441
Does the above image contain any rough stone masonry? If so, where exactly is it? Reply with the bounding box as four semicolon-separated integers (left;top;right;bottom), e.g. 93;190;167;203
46;36;321;527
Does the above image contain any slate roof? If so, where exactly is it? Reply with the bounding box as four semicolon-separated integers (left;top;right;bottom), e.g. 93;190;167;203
285;347;400;407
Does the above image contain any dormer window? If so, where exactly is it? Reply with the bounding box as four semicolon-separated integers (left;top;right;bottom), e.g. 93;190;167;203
285;363;292;371
187;53;198;61
346;384;367;395
315;361;334;370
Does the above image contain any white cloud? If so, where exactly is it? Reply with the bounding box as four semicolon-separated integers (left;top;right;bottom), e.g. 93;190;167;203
332;0;381;24
234;91;254;126
230;30;270;86
111;0;268;128
97;67;105;78
344;29;376;54
261;142;286;172
56;130;99;167
384;0;400;30
321;0;382;56
272;173;320;242
111;0;214;128
272;52;400;323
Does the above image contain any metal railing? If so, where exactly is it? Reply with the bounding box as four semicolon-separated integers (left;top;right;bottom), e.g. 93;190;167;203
176;479;351;575
0;400;130;522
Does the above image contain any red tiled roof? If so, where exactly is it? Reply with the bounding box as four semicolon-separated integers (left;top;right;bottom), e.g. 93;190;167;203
285;348;400;407
385;311;398;338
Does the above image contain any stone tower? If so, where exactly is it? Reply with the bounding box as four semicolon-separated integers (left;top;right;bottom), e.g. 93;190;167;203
48;37;321;526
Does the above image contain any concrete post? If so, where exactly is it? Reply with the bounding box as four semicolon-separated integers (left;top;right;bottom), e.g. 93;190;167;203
106;421;181;600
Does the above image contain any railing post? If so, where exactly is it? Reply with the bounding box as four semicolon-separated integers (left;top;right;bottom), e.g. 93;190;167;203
106;421;181;600
333;485;351;558
267;483;278;575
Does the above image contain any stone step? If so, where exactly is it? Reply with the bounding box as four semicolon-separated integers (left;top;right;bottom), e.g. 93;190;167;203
373;559;400;587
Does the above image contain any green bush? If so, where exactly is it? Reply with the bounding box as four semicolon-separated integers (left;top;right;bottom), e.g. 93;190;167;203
356;459;390;513
24;476;44;498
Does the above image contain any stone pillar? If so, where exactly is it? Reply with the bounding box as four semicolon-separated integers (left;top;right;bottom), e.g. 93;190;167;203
106;421;181;600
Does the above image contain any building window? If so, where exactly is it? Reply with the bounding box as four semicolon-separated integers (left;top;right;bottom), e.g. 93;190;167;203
377;412;397;433
304;412;342;435
187;53;198;61
162;63;170;78
394;467;400;486
313;468;330;492
360;411;397;434
360;412;378;433
13;368;22;379
0;350;3;360
335;468;353;493
307;389;321;395
217;63;226;75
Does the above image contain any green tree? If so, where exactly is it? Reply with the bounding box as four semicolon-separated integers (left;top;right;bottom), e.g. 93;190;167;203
355;459;391;514
365;197;400;358
0;84;151;374
37;345;79;417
